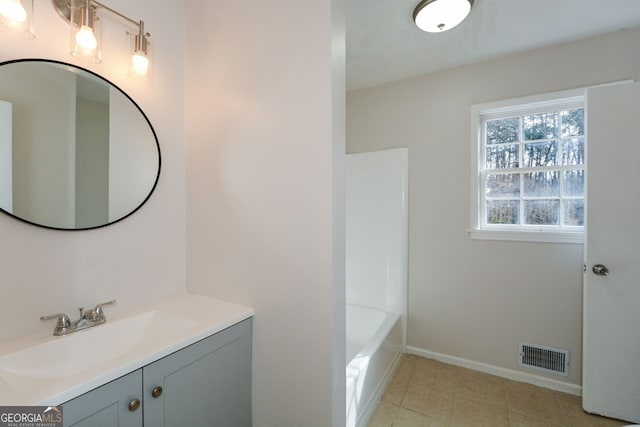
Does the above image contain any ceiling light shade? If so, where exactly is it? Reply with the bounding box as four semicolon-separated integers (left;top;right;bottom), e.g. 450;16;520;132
413;0;473;33
131;52;149;76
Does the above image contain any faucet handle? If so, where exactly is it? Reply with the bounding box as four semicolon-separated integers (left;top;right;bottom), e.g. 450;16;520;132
94;299;116;319
40;313;71;329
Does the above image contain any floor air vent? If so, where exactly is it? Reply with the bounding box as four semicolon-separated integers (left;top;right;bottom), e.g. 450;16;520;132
519;342;569;376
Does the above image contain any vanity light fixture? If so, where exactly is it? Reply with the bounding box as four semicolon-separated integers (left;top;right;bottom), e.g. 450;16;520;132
52;0;151;78
69;0;102;63
413;0;473;33
128;20;149;78
0;0;34;38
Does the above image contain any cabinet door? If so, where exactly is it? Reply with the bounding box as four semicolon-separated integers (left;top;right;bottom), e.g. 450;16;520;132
143;319;252;427
62;369;142;427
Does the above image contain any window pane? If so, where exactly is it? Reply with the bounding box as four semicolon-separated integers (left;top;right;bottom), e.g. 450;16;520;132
486;145;519;169
564;200;584;226
524;200;560;225
524;171;559;197
486;173;520;197
523;141;557;167
478;102;585;234
486;200;519;224
560;136;584;166
486;118;519;144
564;170;584;197
561;109;584;137
524;112;558;141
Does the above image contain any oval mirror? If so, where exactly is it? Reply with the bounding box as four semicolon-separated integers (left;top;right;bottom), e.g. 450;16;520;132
0;59;160;230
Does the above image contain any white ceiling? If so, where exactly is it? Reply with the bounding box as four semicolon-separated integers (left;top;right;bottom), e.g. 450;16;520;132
346;0;640;91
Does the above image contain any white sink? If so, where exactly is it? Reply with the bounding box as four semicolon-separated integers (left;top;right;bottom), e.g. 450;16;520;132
0;310;196;380
0;294;254;406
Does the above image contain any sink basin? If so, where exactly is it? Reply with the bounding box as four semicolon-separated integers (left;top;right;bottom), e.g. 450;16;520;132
0;310;196;380
0;294;254;406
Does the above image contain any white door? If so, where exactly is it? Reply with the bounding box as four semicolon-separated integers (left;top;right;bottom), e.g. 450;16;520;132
583;82;640;423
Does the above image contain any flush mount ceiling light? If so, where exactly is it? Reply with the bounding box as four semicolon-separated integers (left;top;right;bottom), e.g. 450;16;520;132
413;0;473;33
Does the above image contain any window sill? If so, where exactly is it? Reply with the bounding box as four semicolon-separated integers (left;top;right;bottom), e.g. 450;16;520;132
469;229;584;244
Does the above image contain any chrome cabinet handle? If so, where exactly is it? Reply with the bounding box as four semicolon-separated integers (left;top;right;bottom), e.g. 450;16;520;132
592;264;609;276
128;398;141;411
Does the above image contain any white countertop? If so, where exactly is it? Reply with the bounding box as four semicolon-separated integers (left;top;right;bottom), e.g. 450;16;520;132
0;294;254;405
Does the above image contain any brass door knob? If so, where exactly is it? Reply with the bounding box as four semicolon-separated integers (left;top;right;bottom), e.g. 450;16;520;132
128;398;141;412
152;386;163;398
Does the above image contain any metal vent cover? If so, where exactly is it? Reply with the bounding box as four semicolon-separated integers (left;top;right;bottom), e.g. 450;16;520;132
519;342;569;376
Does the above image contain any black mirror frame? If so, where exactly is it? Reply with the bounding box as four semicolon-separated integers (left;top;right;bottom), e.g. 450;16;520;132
0;58;161;231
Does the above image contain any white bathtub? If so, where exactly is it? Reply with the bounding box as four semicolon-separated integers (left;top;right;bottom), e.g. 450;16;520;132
346;304;403;427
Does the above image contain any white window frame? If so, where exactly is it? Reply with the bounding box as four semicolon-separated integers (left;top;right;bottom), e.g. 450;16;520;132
470;89;585;244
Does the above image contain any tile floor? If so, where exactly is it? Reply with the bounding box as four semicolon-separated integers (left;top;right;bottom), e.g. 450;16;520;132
369;354;627;427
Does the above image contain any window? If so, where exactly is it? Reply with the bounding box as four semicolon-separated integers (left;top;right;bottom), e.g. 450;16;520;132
470;90;585;243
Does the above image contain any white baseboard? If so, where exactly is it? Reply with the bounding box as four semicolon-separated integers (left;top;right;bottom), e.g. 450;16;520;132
407;346;582;396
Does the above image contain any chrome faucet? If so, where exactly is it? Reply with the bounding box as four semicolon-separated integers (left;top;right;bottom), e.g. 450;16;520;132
41;300;116;336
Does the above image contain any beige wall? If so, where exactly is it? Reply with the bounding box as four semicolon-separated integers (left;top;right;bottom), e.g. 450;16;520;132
0;0;186;342
184;0;345;425
347;27;640;387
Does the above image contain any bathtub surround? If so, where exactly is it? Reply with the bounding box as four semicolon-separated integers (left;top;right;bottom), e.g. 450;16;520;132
0;1;346;427
346;149;408;322
347;27;640;390
346;148;408;426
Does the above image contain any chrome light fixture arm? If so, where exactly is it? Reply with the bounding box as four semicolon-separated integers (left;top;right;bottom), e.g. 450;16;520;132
52;0;147;35
90;0;150;54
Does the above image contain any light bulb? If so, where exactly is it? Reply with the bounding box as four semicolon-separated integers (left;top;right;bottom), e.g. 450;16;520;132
0;0;27;24
131;53;149;76
75;25;97;51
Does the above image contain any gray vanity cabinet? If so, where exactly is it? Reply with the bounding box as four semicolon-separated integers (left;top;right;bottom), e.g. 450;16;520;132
62;319;252;427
